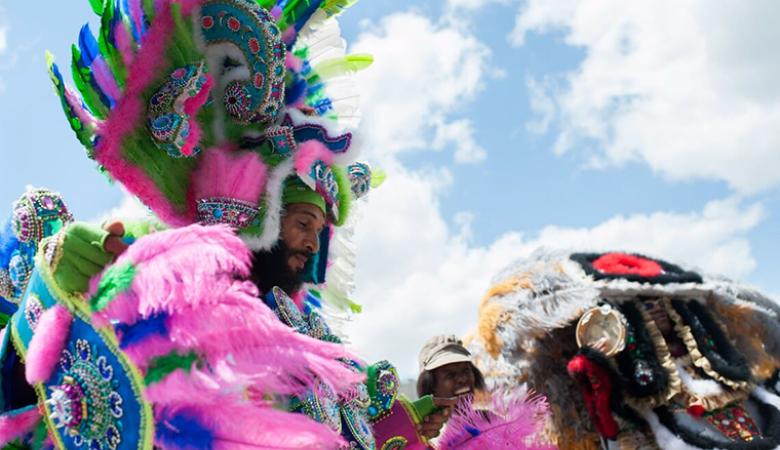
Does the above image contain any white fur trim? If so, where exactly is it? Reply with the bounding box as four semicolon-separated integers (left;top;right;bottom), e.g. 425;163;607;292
754;385;780;411
675;360;725;397
240;158;294;251
640;409;722;450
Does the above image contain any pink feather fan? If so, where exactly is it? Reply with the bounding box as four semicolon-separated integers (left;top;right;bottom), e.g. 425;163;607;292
89;225;363;448
438;391;555;450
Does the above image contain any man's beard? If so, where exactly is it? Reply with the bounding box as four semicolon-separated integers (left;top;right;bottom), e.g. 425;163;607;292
249;242;310;296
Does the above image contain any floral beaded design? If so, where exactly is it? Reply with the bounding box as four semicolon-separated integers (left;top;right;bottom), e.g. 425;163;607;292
13;188;73;245
47;339;124;450
2;188;73;303
200;0;286;124
23;294;44;331
148;63;210;158
196;197;260;229
380;437;408;450
348;163;372;200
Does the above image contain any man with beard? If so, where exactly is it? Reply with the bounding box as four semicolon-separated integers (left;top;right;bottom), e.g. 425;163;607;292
0;0;457;447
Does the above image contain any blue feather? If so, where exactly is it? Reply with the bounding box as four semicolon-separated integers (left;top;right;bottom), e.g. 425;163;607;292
305;291;322;309
465;424;481;437
293;1;324;33
155;410;214;450
285;77;307;106
120;0;141;42
77;24;116;108
0;219;20;269
78;24;101;67
116;312;169;348
106;0;124;49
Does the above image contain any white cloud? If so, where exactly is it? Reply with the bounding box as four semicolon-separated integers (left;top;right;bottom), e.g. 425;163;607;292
342;6;767;378
514;0;780;194
446;0;510;11
0;26;7;54
351;12;491;164
90;193;155;224
432;118;487;164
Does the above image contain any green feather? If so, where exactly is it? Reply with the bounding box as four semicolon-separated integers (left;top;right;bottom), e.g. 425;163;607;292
369;168;386;188
144;351;199;385
98;1;128;85
313;54;373;79
143;0;156;23
70;45;109;119
90;262;137;312
46;52;95;152
320;0;358;17
89;0;106;16
332;164;351;227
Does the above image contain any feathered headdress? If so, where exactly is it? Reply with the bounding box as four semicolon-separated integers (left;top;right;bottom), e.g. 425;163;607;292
47;0;376;254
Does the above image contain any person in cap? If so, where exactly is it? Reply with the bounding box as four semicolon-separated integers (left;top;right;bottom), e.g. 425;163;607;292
417;335;487;400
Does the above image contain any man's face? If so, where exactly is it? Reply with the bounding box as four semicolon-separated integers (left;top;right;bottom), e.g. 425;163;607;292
249;203;327;296
431;362;476;398
279;203;326;274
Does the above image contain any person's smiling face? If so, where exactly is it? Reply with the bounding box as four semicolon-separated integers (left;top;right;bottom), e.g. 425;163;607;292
432;362;476;398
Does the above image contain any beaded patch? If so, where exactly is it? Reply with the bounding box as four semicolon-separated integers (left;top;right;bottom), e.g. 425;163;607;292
303;161;341;222
12;188;73;245
380;437;408;450
196;197;260;229
348;163;372;199
342;401;377;450
148;63;209;158
0;269;12;300
268;286;309;333
705;404;761;441
47;339;125;449
24;294;44;331
282;115;353;154
366;361;399;421
263;125;296;156
201;0;286;123
7;251;34;302
297;382;343;433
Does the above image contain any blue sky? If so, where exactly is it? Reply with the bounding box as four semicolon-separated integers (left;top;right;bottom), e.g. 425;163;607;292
1;1;778;377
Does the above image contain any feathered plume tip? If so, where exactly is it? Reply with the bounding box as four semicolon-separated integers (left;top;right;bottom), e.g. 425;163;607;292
438;391;554;450
89;224;363;392
192;147;268;204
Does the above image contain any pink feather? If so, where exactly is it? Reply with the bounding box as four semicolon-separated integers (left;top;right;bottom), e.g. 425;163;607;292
64;87;99;130
25;305;73;384
0;407;42;445
191;147;268;203
93;225;363;396
294;140;335;177
95;2;195;226
179;75;214;157
114;22;137;69
155;402;345;450
128;0;145;43
438;392;554;450
286;53;303;72
92;57;122;102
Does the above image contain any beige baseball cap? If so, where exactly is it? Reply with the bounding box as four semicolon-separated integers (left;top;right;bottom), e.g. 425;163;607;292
418;335;472;373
